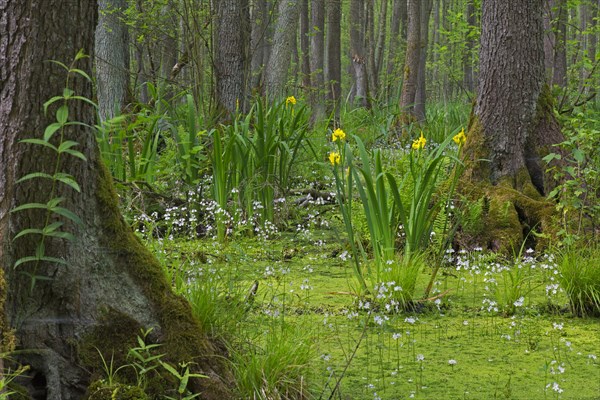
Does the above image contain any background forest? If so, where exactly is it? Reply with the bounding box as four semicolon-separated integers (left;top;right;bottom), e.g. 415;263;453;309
1;0;600;399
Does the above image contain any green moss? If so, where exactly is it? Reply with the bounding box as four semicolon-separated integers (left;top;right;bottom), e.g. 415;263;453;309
86;381;148;400
84;160;232;398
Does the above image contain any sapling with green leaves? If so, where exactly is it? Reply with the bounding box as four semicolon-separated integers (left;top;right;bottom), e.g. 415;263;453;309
11;50;92;290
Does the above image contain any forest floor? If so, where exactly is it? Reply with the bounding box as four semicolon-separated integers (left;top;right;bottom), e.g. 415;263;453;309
138;201;600;400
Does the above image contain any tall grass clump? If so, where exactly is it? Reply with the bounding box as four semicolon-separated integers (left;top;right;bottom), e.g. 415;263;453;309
558;246;600;316
231;324;313;400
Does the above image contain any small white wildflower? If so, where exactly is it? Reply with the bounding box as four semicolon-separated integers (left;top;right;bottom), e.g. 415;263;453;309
448;359;457;366
416;354;425;361
552;322;564;330
404;316;417;324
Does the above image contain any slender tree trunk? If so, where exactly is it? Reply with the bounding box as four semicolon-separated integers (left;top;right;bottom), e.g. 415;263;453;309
300;0;311;93
386;0;405;97
326;0;342;119
350;0;371;108
553;0;568;87
265;0;300;99
95;0;130;122
399;0;420;119
214;0;250;118
414;0;433;121
310;0;326;120
366;0;378;98
463;0;476;94
0;2;232;398
374;0;388;90
250;0;268;93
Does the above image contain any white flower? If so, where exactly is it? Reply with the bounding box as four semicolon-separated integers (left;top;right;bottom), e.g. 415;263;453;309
448;359;457;365
404;316;417;324
392;333;402;340
416;354;425;361
513;296;525;307
552;322;564;330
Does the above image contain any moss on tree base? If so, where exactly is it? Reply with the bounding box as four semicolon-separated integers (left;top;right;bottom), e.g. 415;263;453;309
457;117;559;253
76;161;234;398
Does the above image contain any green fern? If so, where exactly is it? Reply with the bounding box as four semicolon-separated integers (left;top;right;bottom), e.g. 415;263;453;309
10;50;93;290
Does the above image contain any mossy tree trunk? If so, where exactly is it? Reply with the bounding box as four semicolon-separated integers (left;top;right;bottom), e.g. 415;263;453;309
0;2;232;399
462;0;564;252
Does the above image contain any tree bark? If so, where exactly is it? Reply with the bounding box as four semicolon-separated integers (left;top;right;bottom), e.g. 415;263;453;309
0;1;232;398
374;0;388;93
386;0;407;98
553;0;568;87
300;0;311;93
95;0;130;122
414;0;433;121
250;0;268;93
310;0;326;120
326;0;342;119
399;0;420;119
350;0;371;108
464;0;564;251
463;0;477;94
264;0;300;99
215;0;250;118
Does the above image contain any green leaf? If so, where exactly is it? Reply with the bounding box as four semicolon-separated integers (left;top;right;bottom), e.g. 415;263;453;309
17;172;54;183
43;221;64;234
43;96;64;113
160;361;182;379
44;123;63;141
54;173;81;192
47;59;69;71
69;68;92;82
56;105;69;124
58;140;79;152
20;139;57;152
74;49;88;60
11;202;50;213
14;256;67;268
52;206;83;226
13;228;45;241
572;148;585;163
70;96;98;108
62;149;87;161
542;153;561;163
63;88;74;99
45;230;75;241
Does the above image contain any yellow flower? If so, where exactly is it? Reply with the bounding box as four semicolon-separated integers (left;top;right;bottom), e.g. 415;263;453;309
412;132;427;150
329;151;341;165
332;128;346;142
285;96;297;106
453;128;466;146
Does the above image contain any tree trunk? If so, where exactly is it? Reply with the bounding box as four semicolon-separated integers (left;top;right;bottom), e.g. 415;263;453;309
300;0;311;93
386;0;405;97
374;0;388;93
0;2;232;398
215;0;250;118
310;0;326;120
399;0;420;119
250;0;268;93
326;0;342;119
95;0;130;122
350;0;371;108
414;0;433;121
553;0;568;87
264;0;300;99
464;0;563;252
463;0;477;94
